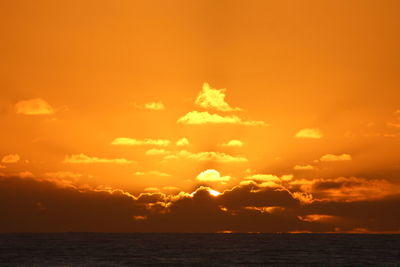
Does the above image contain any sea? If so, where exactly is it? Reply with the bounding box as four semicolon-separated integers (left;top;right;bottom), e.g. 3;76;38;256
0;233;399;266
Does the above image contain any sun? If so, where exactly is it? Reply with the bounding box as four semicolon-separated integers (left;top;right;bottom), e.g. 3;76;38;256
208;188;221;197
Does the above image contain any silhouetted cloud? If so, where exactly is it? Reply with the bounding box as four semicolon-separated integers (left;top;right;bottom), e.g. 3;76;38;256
1;175;399;233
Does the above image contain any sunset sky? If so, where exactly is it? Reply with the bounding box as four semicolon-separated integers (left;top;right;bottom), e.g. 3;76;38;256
1;0;400;233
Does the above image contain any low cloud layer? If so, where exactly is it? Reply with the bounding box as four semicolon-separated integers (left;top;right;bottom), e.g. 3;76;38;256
1;175;399;233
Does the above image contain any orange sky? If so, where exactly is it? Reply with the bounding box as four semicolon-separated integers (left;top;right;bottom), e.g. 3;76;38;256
1;0;400;233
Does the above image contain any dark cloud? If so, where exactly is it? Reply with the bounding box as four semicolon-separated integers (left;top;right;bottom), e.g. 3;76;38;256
0;176;399;233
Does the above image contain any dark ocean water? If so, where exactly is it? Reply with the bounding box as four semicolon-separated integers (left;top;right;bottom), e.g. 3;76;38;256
0;233;399;266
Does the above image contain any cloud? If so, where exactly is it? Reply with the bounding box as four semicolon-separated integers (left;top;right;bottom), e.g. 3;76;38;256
111;138;170;146
15;98;55;115
144;187;159;192
387;122;400;128
144;101;165;110
17;171;34;178
1;154;20;164
134;171;171;177
164;150;248;163
245;174;293;186
289;177;397;202
0;165;5;169
63;153;133;164
245;174;281;182
1;175;400;233
294;165;315;170
162;186;181;191
220;140;243;147
177;111;266;126
319;154;352;162
294;128;323;139
145;149;171;156
45;171;83;179
195;82;241;112
176;138;190;147
297;214;335;222
196;169;231;182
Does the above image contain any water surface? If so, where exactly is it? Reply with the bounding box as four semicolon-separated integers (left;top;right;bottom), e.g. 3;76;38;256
0;233;399;266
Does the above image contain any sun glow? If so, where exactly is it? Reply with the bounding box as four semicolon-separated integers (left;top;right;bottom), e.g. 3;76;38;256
1;0;400;234
208;188;221;197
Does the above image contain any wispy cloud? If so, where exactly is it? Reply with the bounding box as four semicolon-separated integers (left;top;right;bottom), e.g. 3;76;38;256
294;128;323;139
294;165;315;170
15;98;55;115
319;154;352;162
63;153;134;164
163;150;248;163
144;101;165;110
1;154;20;164
134;171;170;177
45;171;84;179
177;111;266;126
111;138;170;146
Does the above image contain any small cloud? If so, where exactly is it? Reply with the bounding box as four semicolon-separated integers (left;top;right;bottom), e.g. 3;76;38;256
0;165;5;169
164;150;248;163
246;174;281;182
145;149;171;156
144;187;159;192
63;154;133;164
45;171;83;179
294;128;323;139
18;171;34;178
177;111;266;126
320;154;352;162
220;140;243;147
195;82;241;112
144;101;165;110
245;174;293;183
298;214;335;222
294;165;315;170
387;122;400;128
245;174;293;188
15;98;55;115
1;154;20;164
134;171;170;177
111;138;170;146
176;138;190;147
132;215;147;220
196;169;231;182
162;186;180;191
